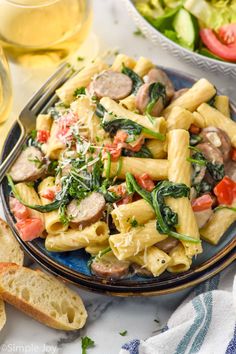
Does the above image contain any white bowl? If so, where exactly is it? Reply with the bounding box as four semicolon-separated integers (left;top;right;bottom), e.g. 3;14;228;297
123;0;236;78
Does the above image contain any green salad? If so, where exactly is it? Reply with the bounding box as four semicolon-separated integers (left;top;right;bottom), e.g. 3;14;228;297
134;0;236;63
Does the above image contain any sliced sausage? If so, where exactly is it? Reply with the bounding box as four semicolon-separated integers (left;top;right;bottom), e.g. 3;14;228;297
171;88;189;102
9;146;45;182
91;254;130;279
67;192;106;228
200;127;231;161
92;70;132;100
194;208;213;229
135;83;164;116
131;263;152;277
196;142;223;165
155;237;179;253
145;68;174;100
225;160;236;181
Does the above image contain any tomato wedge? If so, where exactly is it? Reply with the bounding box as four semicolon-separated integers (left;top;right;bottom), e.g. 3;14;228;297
113;130;128;144
191;194;213;212
41;188;56;201
135;173;155;192
200;25;236;62
103;144;122;161
213;176;236;205
16;218;44;241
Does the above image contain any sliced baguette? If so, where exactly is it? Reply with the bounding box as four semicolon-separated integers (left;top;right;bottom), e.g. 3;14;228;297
0;299;6;331
0;263;87;331
0;219;24;265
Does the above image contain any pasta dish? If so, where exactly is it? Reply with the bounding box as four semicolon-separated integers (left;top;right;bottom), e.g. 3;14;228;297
7;54;236;280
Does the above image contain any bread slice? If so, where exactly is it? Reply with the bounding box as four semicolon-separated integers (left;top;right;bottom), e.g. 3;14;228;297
0;263;87;331
0;219;24;265
0;299;6;331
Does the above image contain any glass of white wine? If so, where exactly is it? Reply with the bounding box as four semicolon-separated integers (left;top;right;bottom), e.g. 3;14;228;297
0;0;92;66
0;46;12;125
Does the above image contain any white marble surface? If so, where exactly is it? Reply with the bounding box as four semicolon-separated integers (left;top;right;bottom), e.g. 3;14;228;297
0;1;235;353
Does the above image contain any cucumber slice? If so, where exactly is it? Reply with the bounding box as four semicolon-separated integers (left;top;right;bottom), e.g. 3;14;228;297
173;8;198;49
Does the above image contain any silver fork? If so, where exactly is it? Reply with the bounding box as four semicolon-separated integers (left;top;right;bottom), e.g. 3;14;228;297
0;63;73;183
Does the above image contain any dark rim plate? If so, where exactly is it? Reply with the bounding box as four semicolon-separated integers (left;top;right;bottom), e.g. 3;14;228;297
1;66;236;294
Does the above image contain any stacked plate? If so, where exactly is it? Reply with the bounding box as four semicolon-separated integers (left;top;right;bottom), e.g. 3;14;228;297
1;67;236;296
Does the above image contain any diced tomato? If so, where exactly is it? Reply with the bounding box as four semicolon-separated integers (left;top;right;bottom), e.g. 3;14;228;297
231;148;236;162
16;218;44;241
214;176;236;205
117;194;133;206
113;130;128;145
191;194;213;212
127;136;145;152
103;144;122;161
37;130;50;143
200;26;236;62
9;198;29;220
189;124;201;135
57;112;79;140
135;173;155;191
41;188;55;201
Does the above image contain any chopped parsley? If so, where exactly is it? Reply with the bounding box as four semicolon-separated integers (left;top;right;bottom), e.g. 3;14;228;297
77;56;85;61
28;156;44;168
130;218;138;227
81;336;95;354
133;28;145;37
74;87;86;98
119;330;128;336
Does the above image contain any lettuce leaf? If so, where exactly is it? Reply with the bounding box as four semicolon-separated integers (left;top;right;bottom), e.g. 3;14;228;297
184;0;236;29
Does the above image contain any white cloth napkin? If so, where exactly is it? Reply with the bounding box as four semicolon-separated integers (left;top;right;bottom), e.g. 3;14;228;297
120;263;236;354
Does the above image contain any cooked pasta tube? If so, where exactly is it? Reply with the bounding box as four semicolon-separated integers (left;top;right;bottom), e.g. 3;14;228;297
192;111;205;128
46;120;66;159
130;246;170;277
103;157;168;180
163;78;216;117
38;177;68;234
111;199;155;233
45;221;109;252
166;106;194;131
100;97;166;139
70;96;109;143
167;129;202;257
197;103;236;147
111;54;136;71
15;183;44;227
167;244;192;273
133;57;154;77
200;203;236;245
119;95;136;111
146;139;167;159
85;241;110;256
214;96;230;118
36;114;53;132
109;220;168;260
56;59;109;104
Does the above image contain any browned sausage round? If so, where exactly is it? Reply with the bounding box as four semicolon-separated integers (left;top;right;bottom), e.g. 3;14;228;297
145;68;174;100
9;146;45;182
194;209;213;229
135;83;164;116
200;127;231;161
197;142;223;165
131;263;152;277
91;254;130;279
92;70;132;100
171;88;189;102
155;237;179;253
225;160;236;181
67;192;105;228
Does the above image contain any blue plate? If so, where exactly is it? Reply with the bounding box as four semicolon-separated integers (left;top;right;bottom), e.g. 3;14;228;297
1;67;236;294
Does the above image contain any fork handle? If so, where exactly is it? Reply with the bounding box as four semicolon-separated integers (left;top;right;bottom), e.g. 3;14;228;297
0;121;26;184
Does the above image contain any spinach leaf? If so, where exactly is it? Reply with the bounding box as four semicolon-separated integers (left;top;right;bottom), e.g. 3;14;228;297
145;82;167;122
125;173;152;205
121;64;143;95
190;134;202;146
122;145;153;158
207;162;225;181
95;103;107;118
